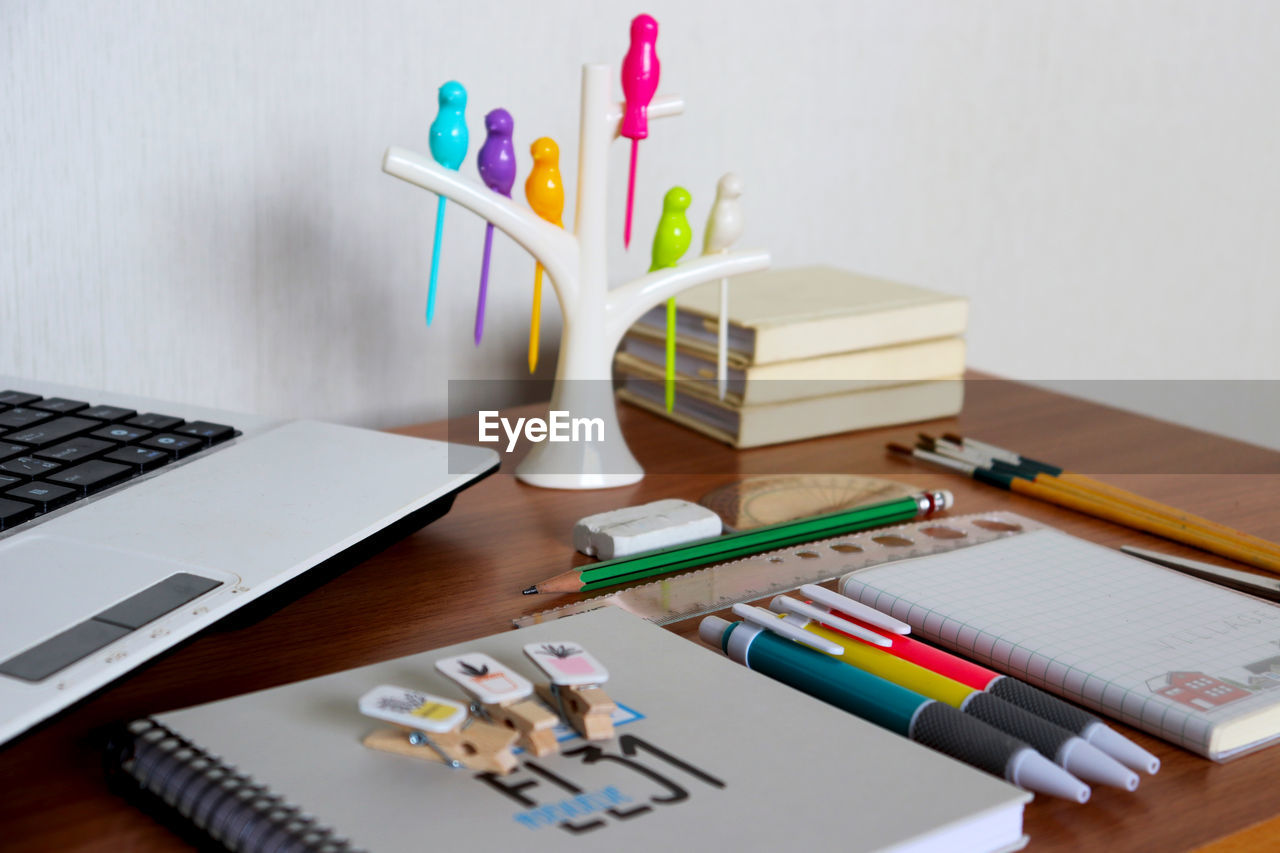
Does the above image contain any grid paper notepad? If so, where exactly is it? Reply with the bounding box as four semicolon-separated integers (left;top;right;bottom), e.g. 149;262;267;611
841;528;1280;761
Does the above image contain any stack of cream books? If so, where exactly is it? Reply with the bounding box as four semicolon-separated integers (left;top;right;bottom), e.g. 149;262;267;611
615;266;967;448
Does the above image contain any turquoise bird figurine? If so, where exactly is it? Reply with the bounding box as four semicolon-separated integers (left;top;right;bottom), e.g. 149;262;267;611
649;186;693;411
425;81;469;325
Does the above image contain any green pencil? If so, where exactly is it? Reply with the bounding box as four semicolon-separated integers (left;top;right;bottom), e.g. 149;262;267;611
522;489;953;594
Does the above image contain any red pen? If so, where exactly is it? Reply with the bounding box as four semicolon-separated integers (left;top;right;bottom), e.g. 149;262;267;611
799;584;1161;775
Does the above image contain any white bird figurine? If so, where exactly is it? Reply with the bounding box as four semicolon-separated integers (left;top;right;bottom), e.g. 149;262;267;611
702;173;745;400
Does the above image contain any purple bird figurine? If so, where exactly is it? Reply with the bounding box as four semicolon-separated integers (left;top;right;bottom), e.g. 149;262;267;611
474;108;517;345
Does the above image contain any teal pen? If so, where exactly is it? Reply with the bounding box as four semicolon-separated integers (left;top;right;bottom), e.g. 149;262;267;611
700;612;1091;803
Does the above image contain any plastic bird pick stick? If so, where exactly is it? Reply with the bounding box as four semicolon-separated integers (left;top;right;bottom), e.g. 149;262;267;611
649;186;693;411
620;14;660;250
702;173;745;399
426;81;469;326
474;108;517;345
524;137;564;372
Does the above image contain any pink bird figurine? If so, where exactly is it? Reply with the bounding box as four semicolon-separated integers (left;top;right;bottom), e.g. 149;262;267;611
620;13;660;250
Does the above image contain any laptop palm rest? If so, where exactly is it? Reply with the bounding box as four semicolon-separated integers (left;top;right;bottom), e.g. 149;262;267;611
0;537;226;663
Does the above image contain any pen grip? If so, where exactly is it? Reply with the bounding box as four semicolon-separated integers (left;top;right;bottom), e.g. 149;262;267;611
986;677;1098;734
962;692;1072;758
909;702;1028;780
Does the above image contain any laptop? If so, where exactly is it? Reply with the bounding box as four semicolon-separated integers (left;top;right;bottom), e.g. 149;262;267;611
0;374;498;747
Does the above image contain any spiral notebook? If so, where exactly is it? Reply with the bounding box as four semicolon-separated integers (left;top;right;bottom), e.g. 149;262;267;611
105;607;1030;853
839;523;1280;761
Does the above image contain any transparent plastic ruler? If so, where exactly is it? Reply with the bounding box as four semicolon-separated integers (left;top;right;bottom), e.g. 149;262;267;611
513;512;1043;628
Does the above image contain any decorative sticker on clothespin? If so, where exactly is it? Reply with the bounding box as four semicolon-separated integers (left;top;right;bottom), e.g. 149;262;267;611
436;652;534;705
357;684;520;775
436;653;560;756
524;642;617;741
359;685;468;732
523;642;610;686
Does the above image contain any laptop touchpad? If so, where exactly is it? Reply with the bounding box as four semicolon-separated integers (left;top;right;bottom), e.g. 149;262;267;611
0;535;228;661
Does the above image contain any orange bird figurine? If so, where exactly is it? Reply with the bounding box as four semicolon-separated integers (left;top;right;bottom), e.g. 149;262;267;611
525;137;564;373
620;13;660;250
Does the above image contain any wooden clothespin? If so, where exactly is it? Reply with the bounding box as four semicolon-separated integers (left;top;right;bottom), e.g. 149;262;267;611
435;653;560;757
358;685;519;775
524;641;616;741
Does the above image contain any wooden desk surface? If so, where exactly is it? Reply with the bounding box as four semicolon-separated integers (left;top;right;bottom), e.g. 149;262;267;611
4;377;1280;851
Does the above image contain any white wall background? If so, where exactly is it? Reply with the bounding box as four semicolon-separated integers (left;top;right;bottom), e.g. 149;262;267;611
3;1;1278;441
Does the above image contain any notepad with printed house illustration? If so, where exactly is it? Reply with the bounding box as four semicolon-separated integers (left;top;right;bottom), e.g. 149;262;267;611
839;528;1280;761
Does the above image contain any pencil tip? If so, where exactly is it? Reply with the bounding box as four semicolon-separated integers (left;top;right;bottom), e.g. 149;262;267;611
521;585;538;595
886;442;913;456
943;432;965;445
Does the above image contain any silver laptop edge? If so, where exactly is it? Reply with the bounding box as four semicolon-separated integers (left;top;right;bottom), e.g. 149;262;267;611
0;374;498;746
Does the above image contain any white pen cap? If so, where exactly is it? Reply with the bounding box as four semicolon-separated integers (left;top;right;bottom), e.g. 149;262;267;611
700;616;732;648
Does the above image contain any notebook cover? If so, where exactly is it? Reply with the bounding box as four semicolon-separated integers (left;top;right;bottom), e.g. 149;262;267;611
631;266;969;364
146;608;1028;851
618;335;967;406
615;365;964;448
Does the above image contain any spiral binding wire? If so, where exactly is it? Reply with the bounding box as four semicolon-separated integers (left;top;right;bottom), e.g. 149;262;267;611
111;718;358;853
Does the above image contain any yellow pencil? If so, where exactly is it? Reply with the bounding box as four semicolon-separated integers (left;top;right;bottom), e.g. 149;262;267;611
1010;475;1280;572
942;433;1280;560
892;442;1280;574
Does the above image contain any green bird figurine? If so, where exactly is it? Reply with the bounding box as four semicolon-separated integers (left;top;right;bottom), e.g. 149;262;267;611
649;186;693;411
649;186;693;272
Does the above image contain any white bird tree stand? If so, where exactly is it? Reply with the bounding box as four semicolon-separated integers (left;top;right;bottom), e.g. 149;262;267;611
383;63;770;489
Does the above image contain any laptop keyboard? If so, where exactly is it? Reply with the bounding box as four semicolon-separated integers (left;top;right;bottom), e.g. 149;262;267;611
0;389;238;533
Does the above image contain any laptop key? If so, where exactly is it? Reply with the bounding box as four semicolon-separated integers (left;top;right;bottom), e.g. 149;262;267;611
30;397;89;414
0;619;130;682
0;497;36;530
6;416;102;449
172;417;235;445
90;424;152;444
140;434;203;458
47;460;131;495
174;421;235;446
0;442;28;462
4;482;77;512
78;405;137;423
0;407;55;430
126;413;184;431
0;475;21;490
0;391;41;407
35;437;117;463
95;573;223;630
0;456;61;480
102;446;170;473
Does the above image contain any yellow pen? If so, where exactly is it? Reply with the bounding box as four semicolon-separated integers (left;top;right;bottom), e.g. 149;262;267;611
769;596;1138;791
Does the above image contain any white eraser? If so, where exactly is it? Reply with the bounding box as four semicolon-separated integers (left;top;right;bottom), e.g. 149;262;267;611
572;499;722;559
